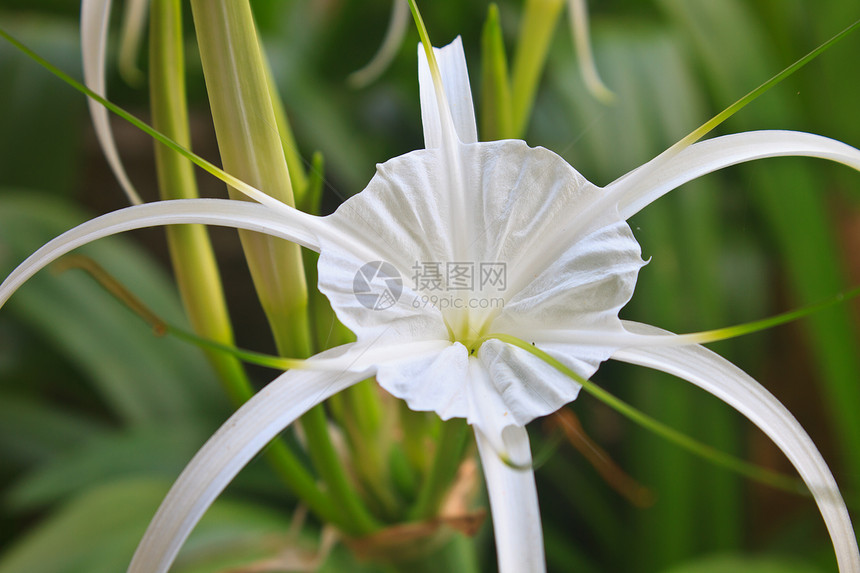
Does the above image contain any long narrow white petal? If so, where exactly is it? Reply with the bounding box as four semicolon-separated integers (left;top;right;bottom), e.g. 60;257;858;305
567;0;615;103
295;339;452;373
347;0;410;88
613;321;860;572
81;0;144;205
475;426;546;573
607;130;860;220
118;0;149;85
0;199;324;309
128;346;371;573
418;36;478;147
517;326;716;348
417;37;477;264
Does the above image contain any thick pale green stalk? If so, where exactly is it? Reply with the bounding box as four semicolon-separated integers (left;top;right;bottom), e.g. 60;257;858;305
263;55;310;205
149;0;248;407
148;0;340;526
188;0;310;356
189;0;378;535
510;0;564;138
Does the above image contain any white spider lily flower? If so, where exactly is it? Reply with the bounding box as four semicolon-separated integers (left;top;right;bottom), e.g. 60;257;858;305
2;38;860;573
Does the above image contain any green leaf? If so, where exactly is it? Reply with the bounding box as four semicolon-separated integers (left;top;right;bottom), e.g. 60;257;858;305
510;0;565;138
661;554;824;573
0;478;169;573
661;0;860;500
0;16;84;197
480;3;513;141
0;192;226;425
547;22;748;567
6;422;210;511
0;395;105;468
0;477;294;573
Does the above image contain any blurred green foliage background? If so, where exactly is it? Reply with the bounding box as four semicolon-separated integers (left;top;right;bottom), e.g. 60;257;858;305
0;1;858;571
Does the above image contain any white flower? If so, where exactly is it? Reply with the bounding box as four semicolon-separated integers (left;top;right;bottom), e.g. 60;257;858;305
2;38;860;573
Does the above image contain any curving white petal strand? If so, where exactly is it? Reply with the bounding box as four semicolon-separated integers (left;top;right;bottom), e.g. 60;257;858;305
475;426;546;573
567;0;615;104
418;36;478;147
613;321;860;572
609;130;860;220
128;345;371;573
81;0;143;205
0;199;324;309
303;339;453;374
117;0;149;85
347;0;410;88
518;326;715;348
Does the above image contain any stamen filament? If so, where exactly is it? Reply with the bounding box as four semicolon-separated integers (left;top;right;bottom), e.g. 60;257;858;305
480;333;807;494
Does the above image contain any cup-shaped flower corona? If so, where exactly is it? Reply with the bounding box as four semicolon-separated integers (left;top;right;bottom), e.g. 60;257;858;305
2;38;860;573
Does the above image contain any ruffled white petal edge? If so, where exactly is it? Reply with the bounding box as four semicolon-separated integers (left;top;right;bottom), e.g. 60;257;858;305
0;199;323;309
81;0;143;205
347;0;410;88
418;36;478;148
127;344;372;573
475;426;546;573
607;130;860;220
612;320;860;572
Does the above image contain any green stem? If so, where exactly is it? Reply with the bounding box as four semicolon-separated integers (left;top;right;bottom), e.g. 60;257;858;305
263;54;310;203
148;0;340;525
149;0;248;405
675;18;860;150
188;0;311;355
400;404;437;475
343;380;401;519
408;418;470;520
485;334;805;494
188;0;377;535
302;404;380;534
